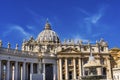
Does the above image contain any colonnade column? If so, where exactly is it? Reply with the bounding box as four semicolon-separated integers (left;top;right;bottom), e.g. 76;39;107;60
53;63;57;80
73;58;76;79
30;63;33;74
59;58;62;80
0;60;1;79
26;63;29;80
65;58;68;80
7;60;10;80
15;61;18;80
43;63;45;80
22;62;26;80
37;63;39;74
78;58;82;79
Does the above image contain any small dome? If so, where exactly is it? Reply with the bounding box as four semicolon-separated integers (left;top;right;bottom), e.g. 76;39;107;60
36;21;60;43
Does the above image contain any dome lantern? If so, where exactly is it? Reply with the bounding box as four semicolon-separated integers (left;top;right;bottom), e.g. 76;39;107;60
44;20;51;30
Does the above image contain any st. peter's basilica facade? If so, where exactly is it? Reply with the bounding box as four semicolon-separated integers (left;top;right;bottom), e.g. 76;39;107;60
0;21;113;80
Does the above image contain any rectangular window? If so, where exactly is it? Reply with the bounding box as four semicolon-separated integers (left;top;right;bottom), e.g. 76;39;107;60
101;47;104;51
69;71;73;79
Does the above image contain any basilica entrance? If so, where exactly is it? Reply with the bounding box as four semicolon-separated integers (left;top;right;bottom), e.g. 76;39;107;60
45;64;53;80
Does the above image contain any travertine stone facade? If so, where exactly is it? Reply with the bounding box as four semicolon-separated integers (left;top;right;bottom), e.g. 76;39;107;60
0;21;112;80
110;48;120;80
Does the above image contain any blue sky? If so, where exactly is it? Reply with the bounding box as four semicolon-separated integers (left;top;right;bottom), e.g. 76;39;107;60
0;0;120;49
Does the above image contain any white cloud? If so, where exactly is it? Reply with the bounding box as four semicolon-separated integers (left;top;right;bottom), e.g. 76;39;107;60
83;12;103;34
85;13;101;25
26;25;34;30
72;34;96;44
82;5;107;35
71;34;88;43
85;12;102;24
78;8;90;16
3;25;33;39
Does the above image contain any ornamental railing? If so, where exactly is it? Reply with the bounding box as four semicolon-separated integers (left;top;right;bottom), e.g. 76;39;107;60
0;47;38;57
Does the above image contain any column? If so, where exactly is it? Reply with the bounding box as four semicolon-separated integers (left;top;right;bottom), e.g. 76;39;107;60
10;63;12;80
82;58;84;76
26;63;28;80
59;59;62;80
78;58;82;79
96;58;102;75
37;63;39;74
73;58;76;79
106;58;112;80
57;60;59;80
12;66;14;80
0;60;1;80
65;58;68;80
30;63;33;74
22;62;26;80
7;61;10;80
43;63;45;80
30;63;33;80
53;63;57;80
15;61;18;80
18;63;21;80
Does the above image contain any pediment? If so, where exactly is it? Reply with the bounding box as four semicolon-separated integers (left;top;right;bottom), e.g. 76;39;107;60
58;47;80;53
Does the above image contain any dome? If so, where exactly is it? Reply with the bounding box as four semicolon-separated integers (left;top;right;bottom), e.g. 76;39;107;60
36;21;60;43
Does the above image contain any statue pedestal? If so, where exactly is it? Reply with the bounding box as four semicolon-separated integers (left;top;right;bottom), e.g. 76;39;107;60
30;74;43;80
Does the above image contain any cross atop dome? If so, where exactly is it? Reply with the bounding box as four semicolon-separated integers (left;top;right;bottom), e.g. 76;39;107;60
44;18;51;30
